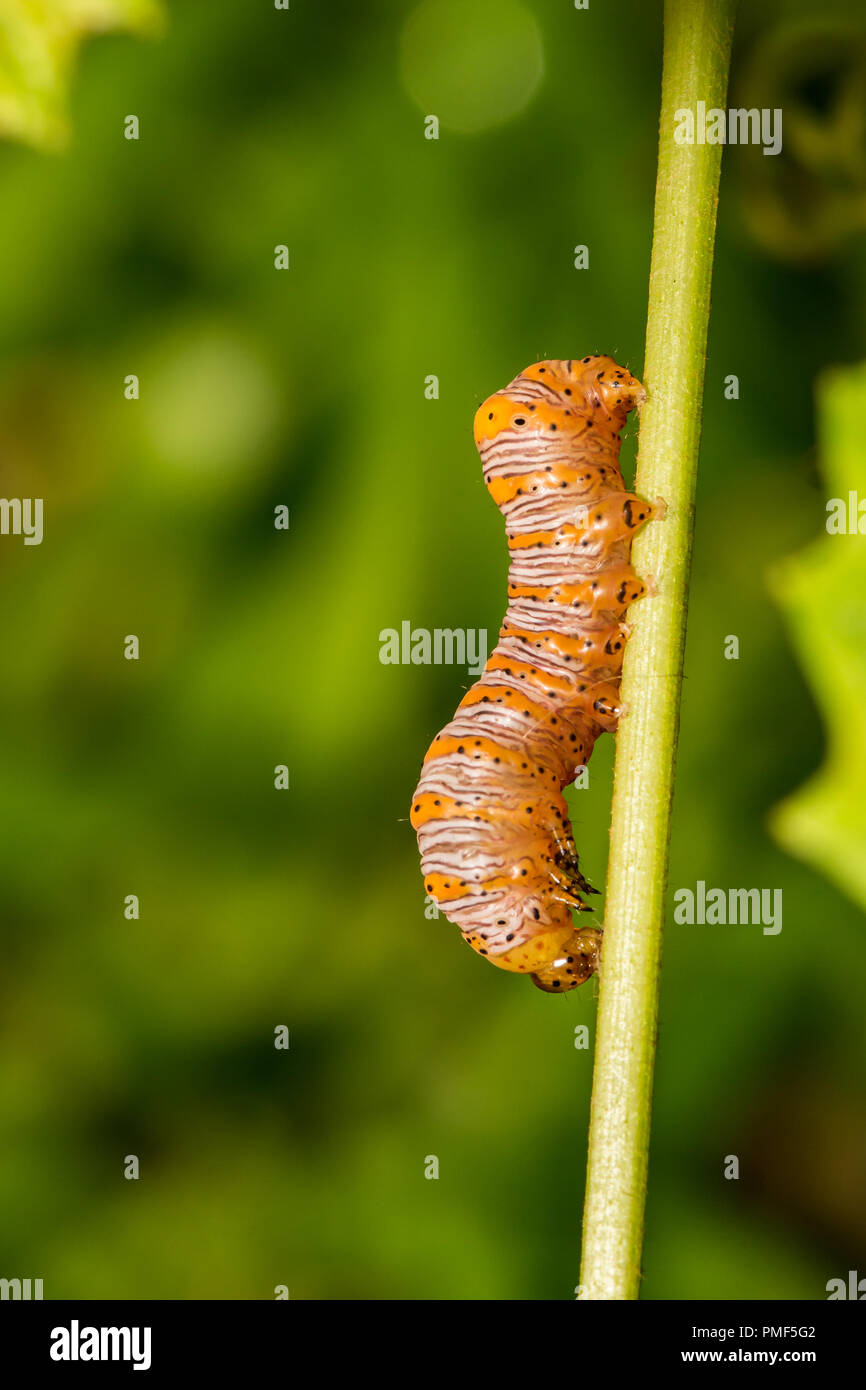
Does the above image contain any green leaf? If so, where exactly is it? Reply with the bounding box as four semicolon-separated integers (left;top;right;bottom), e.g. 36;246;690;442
0;0;163;149
770;361;866;909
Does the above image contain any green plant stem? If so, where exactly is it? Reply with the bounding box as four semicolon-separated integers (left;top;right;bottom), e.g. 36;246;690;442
579;0;737;1301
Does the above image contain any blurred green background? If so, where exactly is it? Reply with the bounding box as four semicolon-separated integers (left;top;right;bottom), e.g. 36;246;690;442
0;0;864;1300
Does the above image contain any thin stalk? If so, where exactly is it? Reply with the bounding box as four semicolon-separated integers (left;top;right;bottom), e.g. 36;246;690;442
579;0;737;1300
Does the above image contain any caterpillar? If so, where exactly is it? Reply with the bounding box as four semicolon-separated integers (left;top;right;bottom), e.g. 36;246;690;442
410;356;658;993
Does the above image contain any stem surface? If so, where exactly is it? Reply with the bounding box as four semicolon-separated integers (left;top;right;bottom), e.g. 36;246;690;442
579;0;737;1301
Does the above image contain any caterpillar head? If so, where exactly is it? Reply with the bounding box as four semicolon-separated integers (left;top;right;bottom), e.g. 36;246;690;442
530;926;603;993
545;356;646;422
474;356;645;450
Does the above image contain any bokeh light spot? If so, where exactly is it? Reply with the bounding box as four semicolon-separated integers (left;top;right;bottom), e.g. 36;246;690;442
401;0;544;134
140;322;282;494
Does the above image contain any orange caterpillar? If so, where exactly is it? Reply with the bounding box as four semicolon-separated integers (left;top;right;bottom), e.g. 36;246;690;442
410;357;657;992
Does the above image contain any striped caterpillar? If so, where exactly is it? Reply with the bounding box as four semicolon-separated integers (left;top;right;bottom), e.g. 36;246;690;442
410;357;658;992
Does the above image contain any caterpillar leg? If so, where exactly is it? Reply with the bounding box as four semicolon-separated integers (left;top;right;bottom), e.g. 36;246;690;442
530;927;602;993
551;859;597;902
551;830;598;897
